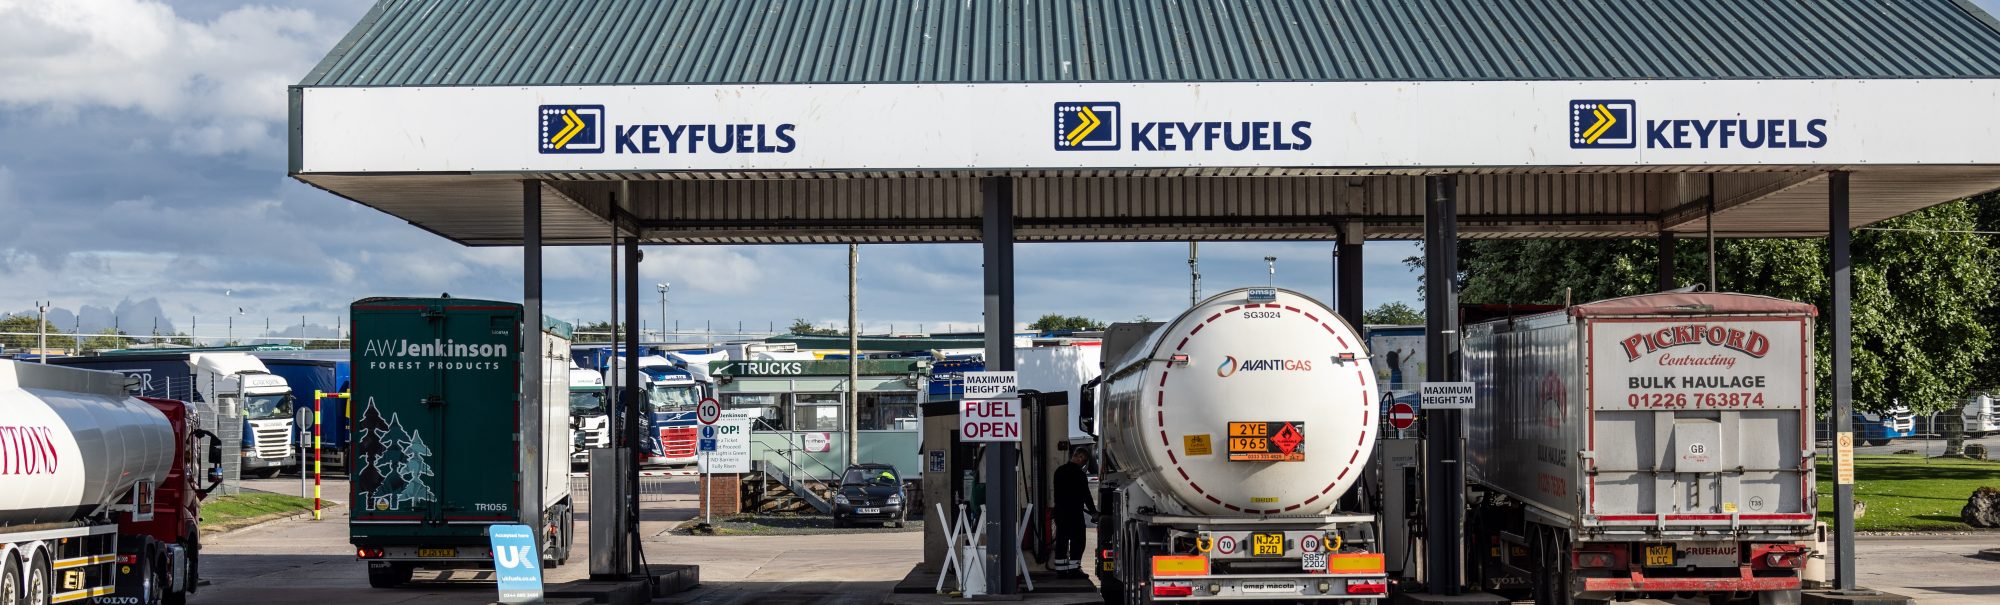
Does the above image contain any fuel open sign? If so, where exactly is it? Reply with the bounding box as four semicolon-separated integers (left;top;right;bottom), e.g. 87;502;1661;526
1227;421;1306;461
960;398;1021;442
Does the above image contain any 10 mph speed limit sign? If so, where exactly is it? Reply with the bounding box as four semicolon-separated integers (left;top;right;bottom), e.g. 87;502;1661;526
697;398;722;425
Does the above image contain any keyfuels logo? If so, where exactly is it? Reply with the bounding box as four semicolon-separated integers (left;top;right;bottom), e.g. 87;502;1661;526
1569;99;1829;150
540;105;605;154
1570;100;1635;149
1054;102;1121;150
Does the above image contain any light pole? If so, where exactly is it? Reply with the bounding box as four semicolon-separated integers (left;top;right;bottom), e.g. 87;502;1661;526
657;283;669;343
1265;256;1278;287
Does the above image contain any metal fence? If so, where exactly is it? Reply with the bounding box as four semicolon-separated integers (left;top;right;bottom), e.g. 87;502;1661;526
568;471;693;504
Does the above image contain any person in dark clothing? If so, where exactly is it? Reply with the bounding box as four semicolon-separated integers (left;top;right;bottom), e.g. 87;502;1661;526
1052;446;1098;578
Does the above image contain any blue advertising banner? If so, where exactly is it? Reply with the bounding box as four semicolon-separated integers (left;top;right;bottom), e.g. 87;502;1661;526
489;524;543;604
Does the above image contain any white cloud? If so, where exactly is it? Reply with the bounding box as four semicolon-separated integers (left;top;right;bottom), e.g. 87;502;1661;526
0;0;346;154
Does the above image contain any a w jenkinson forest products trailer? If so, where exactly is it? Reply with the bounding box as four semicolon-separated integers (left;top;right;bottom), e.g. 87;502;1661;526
0;360;224;605
1095;288;1386;603
1461;292;1817;605
347;298;574;588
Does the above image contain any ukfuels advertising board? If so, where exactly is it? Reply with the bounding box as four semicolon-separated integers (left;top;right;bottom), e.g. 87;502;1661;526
1588;318;1808;411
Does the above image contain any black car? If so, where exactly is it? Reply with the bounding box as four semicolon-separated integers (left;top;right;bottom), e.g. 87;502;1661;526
831;464;907;528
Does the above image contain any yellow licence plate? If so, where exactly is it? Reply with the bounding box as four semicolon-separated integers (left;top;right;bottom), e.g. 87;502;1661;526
1643;545;1675;567
1251;533;1285;557
418;548;458;558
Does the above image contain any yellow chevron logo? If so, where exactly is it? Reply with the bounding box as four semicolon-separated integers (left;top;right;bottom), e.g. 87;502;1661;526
1581;103;1617;145
1065;106;1102;146
550;109;586;149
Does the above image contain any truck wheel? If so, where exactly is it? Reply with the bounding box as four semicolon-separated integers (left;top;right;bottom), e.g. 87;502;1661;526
2;556;20;605
25;553;50;605
366;563;414;588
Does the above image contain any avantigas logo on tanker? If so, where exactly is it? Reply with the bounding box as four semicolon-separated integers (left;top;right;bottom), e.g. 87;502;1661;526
361;339;509;370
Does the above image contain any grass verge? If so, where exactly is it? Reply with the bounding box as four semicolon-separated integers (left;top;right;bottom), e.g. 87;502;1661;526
200;491;325;533
1815;454;2000;531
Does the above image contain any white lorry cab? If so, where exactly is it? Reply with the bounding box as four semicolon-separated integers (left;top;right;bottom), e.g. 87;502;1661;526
568;367;607;465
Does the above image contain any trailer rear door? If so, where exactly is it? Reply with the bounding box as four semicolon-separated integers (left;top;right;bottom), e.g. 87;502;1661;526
1584;316;1815;534
351;300;521;525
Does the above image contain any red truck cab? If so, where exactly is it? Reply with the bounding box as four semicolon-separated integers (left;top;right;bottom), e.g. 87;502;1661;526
104;397;223;605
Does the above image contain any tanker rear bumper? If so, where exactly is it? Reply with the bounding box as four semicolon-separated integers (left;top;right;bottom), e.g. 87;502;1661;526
1582;574;1798;595
1151;573;1389;600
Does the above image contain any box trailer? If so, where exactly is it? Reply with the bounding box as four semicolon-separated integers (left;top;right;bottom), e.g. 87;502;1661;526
1462;292;1816;605
347;298;574;587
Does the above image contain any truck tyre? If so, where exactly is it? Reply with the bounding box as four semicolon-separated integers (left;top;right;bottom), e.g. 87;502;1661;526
2;556;20;605
25;552;50;605
366;563;414;588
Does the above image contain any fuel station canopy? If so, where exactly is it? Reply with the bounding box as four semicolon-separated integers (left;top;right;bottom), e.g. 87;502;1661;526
291;0;2000;244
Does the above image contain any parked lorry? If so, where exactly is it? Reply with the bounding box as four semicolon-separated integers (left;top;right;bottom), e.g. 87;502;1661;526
1;359;223;605
1964;394;2000;436
1095;288;1387;603
50;351;299;478
613;355;708;466
569;367;608;466
349;298;574;587
1461;292;1817;604
254;352;352;469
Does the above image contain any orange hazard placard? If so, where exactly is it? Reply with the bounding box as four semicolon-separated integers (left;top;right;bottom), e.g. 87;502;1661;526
1227;421;1306;461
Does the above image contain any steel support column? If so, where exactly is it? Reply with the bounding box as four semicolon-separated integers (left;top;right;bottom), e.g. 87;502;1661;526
1829;171;1856;590
622;235;643;575
981;176;1018;595
1656;231;1677;291
1337;223;1365;329
1422;175;1463;594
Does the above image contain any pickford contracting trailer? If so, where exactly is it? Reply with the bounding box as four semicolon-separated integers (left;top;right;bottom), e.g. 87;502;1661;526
1462;292;1817;604
1096;288;1386;603
348;298;574;587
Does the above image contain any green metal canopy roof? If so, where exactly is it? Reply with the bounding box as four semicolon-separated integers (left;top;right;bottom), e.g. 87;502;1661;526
303;0;2000;87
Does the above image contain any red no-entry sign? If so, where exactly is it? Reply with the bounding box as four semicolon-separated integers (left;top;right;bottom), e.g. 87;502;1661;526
1388;402;1417;430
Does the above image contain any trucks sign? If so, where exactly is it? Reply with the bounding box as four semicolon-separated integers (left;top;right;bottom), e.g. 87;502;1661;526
1226;421;1306;462
1590;318;1807;410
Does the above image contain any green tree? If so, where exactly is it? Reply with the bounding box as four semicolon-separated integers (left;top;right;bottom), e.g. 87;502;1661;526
1029;314;1103;332
788;318;840;336
82;329;127;352
1440;200;1998;414
1363;302;1425;325
0;315;76;352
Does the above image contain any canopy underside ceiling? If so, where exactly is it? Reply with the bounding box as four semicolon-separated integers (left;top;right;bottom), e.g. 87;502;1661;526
294;167;2000;246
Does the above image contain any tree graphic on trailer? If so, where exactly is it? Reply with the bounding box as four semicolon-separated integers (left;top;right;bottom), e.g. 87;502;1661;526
397;432;437;506
373;415;411;510
352;399;392;505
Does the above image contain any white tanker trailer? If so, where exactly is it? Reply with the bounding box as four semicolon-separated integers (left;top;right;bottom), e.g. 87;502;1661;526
1095;288;1387;603
2;360;223;605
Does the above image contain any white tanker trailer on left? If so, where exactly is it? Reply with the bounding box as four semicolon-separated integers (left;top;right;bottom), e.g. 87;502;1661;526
1;360;224;605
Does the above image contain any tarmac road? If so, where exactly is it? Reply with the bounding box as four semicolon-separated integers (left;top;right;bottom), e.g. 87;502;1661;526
205;474;2000;605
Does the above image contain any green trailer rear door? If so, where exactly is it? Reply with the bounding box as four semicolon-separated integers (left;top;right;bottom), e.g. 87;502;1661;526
351;299;522;527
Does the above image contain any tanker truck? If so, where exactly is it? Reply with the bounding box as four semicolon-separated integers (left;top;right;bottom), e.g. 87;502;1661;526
1;359;223;605
1095;288;1387;603
1461;292;1817;604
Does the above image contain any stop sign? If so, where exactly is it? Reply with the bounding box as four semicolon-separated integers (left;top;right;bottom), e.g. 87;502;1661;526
1388;402;1417;430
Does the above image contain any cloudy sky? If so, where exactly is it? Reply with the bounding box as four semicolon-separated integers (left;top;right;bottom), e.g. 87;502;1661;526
5;0;1995;344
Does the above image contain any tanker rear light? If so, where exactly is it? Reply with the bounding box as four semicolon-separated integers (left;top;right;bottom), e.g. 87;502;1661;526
1766;552;1805;568
1152;582;1195;598
1577;552;1618;569
1168;354;1190;366
1345;579;1389;595
357;548;386;559
116;554;138;565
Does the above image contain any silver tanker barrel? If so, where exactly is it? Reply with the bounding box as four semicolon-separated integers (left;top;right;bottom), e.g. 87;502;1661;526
0;360;174;526
1101;287;1378;517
